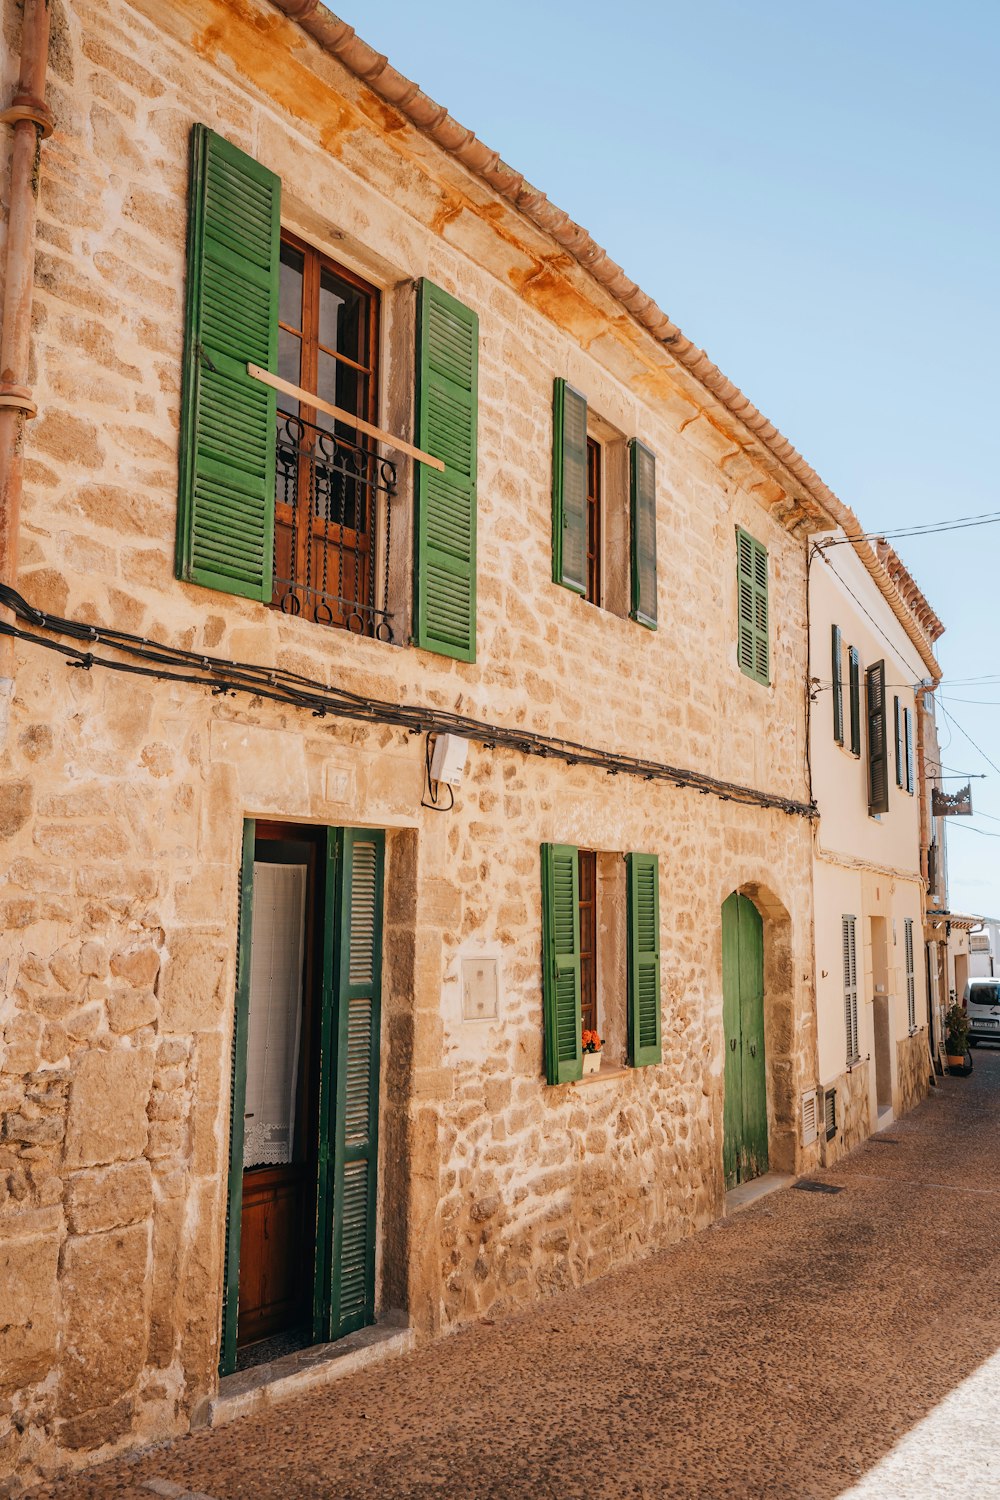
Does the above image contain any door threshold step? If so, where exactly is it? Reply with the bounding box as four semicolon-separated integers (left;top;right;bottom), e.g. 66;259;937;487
724;1172;794;1214
196;1316;414;1430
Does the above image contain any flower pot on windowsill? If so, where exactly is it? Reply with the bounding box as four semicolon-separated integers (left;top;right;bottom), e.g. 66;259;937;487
582;1051;602;1076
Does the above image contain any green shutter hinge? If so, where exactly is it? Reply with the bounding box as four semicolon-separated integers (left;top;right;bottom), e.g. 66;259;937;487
195;341;218;373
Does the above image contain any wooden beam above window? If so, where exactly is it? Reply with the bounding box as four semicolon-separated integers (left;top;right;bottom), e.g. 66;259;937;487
247;363;445;471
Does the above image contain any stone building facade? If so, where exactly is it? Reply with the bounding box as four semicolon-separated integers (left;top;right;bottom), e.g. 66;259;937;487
0;0;943;1487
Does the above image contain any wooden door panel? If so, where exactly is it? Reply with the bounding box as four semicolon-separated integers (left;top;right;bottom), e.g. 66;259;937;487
238;1166;313;1344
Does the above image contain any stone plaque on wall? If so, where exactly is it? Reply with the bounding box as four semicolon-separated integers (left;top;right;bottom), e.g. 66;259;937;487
461;957;499;1021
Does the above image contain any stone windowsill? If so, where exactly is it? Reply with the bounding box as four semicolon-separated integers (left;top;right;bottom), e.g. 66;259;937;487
572;1063;628;1087
197;1316;413;1430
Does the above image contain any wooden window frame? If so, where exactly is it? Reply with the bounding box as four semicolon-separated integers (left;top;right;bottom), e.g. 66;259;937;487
578;848;598;1036
274;231;381;628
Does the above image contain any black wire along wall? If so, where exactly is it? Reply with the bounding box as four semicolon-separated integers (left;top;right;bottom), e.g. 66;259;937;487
0;583;814;820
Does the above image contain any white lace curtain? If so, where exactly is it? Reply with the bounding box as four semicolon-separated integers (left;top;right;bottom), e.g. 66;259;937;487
243;862;306;1169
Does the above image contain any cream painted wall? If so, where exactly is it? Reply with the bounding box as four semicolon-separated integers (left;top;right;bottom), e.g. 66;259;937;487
814;860;925;1112
810;537;925;876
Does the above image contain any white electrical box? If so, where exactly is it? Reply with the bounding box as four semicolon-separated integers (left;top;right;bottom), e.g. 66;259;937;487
461;957;499;1021
430;733;469;787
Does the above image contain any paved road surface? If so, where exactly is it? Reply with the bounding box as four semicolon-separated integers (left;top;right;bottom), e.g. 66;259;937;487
31;1050;1000;1499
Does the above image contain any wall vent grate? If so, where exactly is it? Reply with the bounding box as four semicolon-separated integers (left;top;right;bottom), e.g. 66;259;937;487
824;1088;837;1141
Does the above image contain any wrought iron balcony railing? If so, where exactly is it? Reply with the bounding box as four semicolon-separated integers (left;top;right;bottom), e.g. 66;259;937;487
273;410;396;640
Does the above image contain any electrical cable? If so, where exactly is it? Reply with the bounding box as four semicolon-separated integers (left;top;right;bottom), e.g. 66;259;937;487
938;700;1000;778
816;508;1000;546
420;734;455;813
0;583;815;820
809;545;933;687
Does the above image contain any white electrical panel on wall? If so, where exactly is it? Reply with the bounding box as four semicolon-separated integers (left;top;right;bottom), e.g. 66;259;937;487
430;733;469;786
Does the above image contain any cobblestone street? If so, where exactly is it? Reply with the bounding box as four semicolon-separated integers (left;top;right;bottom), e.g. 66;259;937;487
30;1051;1000;1500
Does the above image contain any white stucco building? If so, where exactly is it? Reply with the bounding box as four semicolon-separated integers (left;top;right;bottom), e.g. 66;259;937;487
809;534;943;1155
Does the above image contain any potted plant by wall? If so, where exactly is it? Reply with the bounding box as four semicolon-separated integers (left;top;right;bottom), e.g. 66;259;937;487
582;1030;604;1075
945;1002;973;1075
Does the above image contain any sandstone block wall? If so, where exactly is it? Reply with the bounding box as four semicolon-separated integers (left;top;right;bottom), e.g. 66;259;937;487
821;1063;871;1167
0;0;827;1484
896;1031;931;1117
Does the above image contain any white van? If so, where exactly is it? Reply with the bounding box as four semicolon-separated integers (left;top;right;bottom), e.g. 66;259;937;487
965;979;1000;1045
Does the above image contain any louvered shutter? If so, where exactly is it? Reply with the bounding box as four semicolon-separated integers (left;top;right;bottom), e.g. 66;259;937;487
905;707;914;793
220;819;255;1377
177;126;279;601
842;915;859;1062
848;647;861;755
328;828;384;1338
629;440;658;629
413;280;479;661
904;918;916;1030
866;660;889;813
736;528;769;684
540;843;583;1084
627;853;661;1066
552;379;588;594
832;625;844;744
894;696;904;787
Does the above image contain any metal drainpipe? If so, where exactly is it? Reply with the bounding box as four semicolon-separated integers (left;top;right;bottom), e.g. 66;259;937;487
0;0;54;702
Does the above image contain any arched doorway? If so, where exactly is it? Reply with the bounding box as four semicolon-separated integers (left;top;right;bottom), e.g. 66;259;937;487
722;891;768;1189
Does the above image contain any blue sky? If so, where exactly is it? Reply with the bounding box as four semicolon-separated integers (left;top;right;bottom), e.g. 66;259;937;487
356;0;999;915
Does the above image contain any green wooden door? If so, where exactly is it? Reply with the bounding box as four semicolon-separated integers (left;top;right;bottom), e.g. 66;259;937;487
721;892;768;1189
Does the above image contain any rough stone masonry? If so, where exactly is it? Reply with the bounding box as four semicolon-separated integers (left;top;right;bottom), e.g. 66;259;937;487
0;0;854;1486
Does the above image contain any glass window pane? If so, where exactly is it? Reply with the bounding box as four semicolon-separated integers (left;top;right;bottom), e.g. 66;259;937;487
278;328;301;418
319;269;367;367
315;350;365;437
279;243;304;330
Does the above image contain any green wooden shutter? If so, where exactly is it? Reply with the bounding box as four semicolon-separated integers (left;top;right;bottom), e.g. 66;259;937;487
627;853;661;1066
327;828;385;1339
220;819;255;1377
414;280;479;661
867;660;889;814
540;843;583;1084
552;379;588;594
894;696;904;787
831;625;844;744
736;528;769;684
177;126;280;601
848;646;861;756
629;440;658;629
